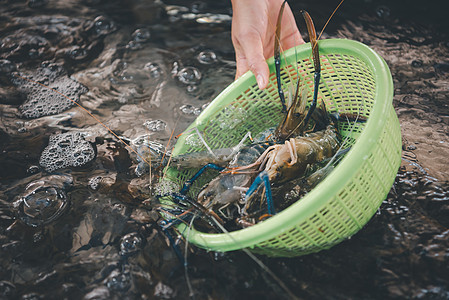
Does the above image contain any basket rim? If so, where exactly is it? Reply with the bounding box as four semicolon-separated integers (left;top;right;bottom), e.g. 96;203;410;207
174;39;394;252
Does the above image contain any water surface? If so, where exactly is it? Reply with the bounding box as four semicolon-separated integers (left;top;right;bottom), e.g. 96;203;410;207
0;0;448;299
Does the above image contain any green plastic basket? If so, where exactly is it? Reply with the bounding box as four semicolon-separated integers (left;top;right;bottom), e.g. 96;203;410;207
159;39;402;257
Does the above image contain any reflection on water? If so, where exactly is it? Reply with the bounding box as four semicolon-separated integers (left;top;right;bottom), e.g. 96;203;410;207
0;0;448;299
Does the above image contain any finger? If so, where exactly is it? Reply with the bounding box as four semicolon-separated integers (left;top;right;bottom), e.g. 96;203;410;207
234;42;249;80
238;32;270;89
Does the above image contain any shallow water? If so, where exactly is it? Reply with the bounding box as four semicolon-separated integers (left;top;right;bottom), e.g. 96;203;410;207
1;0;449;299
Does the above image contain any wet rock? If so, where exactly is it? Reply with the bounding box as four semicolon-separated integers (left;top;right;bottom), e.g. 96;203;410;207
39;132;96;172
12;64;88;119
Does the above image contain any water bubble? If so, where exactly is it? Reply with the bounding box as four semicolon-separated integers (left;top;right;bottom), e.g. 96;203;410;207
197;50;217;64
120;232;143;256
375;5;391;19
126;40;142;50
105;269;131;292
144;119;167;131
88;176;102;190
39;132;95;172
171;61;180;77
113;61;127;76
180;104;201;115
33;232;44;243
177;67;201;85
14;175;72;227
186;85;197;93
144;62;162;78
112;61;135;82
93;16;116;36
131;28;151;43
27;165;40;174
68;46;88;61
411;60;423;68
12;66;87;118
154;180;178;195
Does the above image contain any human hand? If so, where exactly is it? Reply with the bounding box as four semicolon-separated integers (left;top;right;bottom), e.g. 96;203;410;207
231;0;304;89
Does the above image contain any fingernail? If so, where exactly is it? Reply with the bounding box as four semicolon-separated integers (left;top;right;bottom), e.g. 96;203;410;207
256;74;265;89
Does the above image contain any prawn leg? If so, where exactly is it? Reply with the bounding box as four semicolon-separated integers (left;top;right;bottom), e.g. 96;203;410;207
244;171;276;215
160;219;186;265
180;163;224;195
